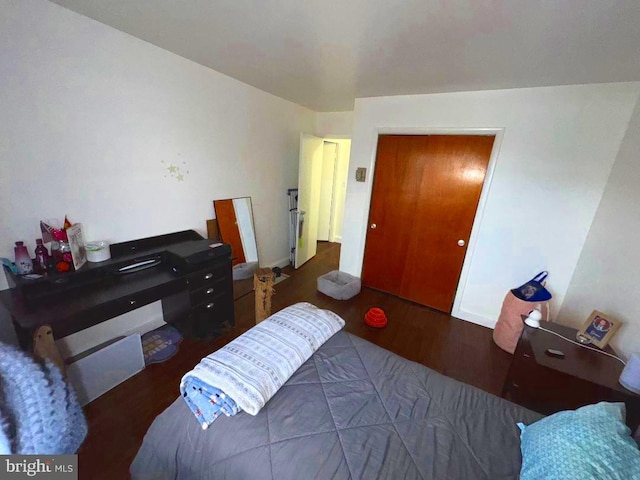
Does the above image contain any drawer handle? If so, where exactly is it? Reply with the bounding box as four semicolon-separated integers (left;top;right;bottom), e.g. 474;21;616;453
130;300;137;306
204;273;214;280
206;288;215;295
206;302;215;309
523;353;531;358
512;382;520;388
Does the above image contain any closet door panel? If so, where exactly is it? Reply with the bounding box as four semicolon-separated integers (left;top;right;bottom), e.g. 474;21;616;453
400;135;494;311
361;136;427;295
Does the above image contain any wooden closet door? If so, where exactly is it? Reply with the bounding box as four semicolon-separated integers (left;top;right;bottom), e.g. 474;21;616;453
400;135;494;311
361;136;427;295
362;135;494;312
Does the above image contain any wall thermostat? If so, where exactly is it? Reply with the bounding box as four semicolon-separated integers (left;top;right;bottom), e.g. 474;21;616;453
355;167;366;182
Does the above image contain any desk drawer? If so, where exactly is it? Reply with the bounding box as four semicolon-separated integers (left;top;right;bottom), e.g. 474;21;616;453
191;297;232;318
190;296;234;337
94;285;174;327
186;262;230;291
190;286;229;309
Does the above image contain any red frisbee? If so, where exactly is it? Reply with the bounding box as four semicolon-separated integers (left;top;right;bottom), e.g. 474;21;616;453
364;308;388;328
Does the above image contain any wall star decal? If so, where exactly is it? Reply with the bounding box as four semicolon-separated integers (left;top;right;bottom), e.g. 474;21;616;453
161;158;189;182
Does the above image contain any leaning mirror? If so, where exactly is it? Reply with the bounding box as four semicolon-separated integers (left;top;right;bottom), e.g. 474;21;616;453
213;197;259;299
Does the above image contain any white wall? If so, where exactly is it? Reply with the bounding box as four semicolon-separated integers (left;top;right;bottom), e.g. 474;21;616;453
558;98;640;358
0;0;314;280
340;83;640;328
315;111;354;138
0;0;314;354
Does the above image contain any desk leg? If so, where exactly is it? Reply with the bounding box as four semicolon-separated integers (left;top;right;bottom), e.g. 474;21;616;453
12;318;34;351
0;303;21;348
161;291;191;327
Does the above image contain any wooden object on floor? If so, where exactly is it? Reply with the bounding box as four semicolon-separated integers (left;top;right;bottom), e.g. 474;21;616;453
362;135;494;312
254;267;275;324
206;219;220;241
502;321;640;431
33;325;65;374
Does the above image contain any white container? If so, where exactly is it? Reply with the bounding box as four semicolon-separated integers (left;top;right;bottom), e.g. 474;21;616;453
620;353;640;394
66;333;145;405
232;261;259;280
85;240;111;263
317;270;361;300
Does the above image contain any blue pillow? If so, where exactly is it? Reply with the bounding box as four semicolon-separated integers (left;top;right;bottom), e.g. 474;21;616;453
518;402;640;480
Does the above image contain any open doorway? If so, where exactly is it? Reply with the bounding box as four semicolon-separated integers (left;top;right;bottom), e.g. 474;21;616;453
318;139;350;243
294;135;351;268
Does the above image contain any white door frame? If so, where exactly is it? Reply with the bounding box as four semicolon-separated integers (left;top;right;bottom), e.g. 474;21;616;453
361;127;505;323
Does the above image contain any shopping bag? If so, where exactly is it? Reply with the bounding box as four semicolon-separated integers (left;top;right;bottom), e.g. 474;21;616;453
511;271;552;302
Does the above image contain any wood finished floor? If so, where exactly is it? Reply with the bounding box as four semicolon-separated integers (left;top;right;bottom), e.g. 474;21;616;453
78;242;513;479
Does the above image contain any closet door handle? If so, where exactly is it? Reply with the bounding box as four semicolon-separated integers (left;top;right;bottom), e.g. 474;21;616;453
370;223;377;229
457;239;465;247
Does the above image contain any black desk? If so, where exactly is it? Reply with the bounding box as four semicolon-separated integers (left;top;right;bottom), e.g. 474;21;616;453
0;231;235;349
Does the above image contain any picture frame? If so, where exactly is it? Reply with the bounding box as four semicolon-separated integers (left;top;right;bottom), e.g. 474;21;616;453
66;223;87;271
577;310;621;349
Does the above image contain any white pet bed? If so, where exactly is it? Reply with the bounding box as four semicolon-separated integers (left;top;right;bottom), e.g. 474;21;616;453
232;262;258;281
317;270;361;300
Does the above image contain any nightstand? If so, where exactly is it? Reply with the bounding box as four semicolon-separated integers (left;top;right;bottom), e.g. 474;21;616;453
502;320;640;431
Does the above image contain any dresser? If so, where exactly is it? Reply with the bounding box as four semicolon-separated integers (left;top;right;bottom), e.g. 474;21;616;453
502;321;640;431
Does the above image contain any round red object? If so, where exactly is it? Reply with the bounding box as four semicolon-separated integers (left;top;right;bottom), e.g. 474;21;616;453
364;308;387;328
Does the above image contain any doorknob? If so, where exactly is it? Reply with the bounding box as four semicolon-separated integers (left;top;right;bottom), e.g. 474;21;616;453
457;239;465;247
370;223;377;229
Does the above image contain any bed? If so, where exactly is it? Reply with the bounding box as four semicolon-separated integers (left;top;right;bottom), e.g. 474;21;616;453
131;329;542;479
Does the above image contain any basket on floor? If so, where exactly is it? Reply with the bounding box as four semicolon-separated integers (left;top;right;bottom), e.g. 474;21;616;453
317;270;361;300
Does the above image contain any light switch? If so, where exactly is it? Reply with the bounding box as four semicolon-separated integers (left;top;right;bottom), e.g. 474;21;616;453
355;167;366;182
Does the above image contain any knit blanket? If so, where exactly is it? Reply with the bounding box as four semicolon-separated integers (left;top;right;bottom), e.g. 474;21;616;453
0;343;87;454
180;303;345;429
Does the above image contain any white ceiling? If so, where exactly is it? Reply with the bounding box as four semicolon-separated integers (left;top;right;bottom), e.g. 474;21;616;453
50;0;640;111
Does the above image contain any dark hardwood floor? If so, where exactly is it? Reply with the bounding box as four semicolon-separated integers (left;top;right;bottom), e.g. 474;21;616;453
78;241;513;479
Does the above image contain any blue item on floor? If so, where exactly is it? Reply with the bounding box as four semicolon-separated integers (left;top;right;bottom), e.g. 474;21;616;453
142;325;183;365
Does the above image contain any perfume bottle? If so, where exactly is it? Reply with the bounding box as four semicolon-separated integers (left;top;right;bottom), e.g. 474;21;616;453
33;239;50;274
51;229;73;272
14;241;33;275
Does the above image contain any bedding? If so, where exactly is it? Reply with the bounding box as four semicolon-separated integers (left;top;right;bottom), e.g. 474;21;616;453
180;303;344;428
518;402;640;479
132;329;542;479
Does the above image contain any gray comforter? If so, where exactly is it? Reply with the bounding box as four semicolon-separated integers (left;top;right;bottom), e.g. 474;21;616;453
131;331;542;479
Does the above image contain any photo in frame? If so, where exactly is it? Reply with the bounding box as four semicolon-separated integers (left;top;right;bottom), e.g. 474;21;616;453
577;310;621;349
66;223;87;270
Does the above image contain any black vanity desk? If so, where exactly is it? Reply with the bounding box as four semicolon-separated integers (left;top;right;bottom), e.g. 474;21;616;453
0;230;235;350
